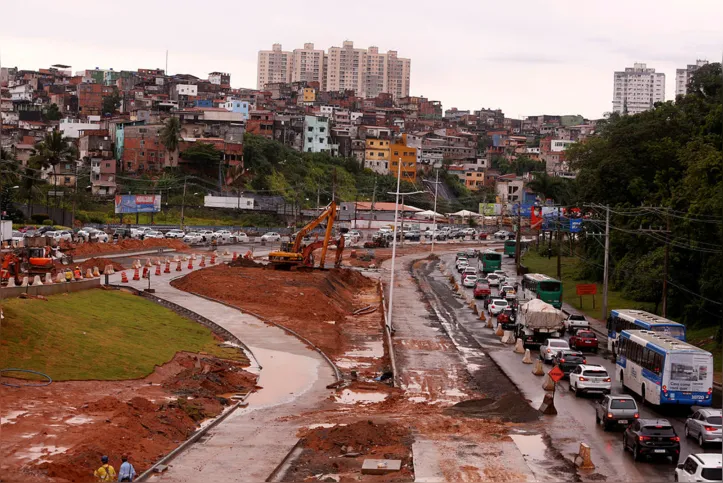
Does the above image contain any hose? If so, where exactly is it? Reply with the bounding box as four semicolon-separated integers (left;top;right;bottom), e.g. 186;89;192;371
0;368;53;387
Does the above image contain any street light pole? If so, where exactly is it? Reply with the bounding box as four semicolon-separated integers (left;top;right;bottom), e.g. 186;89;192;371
431;169;439;253
386;159;403;332
179;176;187;230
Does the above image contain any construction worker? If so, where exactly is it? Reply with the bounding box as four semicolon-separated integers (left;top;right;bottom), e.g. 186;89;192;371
64;269;73;283
93;455;116;481
73;266;82;280
118;455;137;482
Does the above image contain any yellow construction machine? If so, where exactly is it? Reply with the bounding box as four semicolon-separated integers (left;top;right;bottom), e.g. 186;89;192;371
268;201;346;269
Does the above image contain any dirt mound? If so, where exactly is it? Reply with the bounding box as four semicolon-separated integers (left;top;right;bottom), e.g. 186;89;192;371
76;257;124;273
228;257;264;268
84;395;125;412
64;239;189;258
162;354;258;399
444;393;540;423
302;420;411;453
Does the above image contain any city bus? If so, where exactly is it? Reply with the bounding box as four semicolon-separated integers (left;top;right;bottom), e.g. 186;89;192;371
607;309;686;354
521;273;563;308
616;330;713;406
504;240;516;257
479;251;502;273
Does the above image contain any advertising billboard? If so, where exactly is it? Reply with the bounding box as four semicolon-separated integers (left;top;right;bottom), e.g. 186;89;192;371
479;203;500;216
114;195;161;214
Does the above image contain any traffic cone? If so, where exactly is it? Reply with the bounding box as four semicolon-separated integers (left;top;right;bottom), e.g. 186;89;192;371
32;275;43;286
92;266;100;277
210;254;216;265
133;268;140;281
85;269;93;279
176;260;182;272
155;264;161;276
121;271;129;283
199;256;206;267
142;267;148;279
232;252;238;261
45;273;53;284
164;261;171;273
188;258;193;270
109;265;115;275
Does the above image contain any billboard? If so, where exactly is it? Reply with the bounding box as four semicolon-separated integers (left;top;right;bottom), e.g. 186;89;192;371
114;195;161;214
204;195;255;209
479;203;500;216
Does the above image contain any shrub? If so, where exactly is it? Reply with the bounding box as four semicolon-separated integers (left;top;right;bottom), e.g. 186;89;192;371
42;219;54;226
31;213;50;224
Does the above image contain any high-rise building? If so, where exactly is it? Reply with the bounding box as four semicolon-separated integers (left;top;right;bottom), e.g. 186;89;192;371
257;44;292;89
291;43;325;85
675;59;708;96
612;63;665;115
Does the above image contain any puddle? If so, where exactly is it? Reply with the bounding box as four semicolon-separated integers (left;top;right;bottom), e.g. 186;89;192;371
407;396;428;403
343;341;384;358
444;388;467;398
334;389;387;405
64;415;94;425
16;444;69;462
334;359;372;369
307;423;346;429
1;411;27;425
510;434;547;461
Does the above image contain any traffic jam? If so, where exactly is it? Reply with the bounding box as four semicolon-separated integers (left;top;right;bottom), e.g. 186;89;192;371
448;247;721;482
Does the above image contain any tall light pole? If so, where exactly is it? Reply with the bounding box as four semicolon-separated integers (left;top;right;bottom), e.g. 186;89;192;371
430;169;441;253
385;158;424;331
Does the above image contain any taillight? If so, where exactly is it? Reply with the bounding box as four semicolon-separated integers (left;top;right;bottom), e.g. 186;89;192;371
582;359;587;364
603;377;611;382
547;348;551;353
662;385;667;393
707;387;712;395
607;413;613;419
638;435;650;441
670;436;680;442
704;426;717;432
559;358;566;363
634;413;639;418
579;376;588;381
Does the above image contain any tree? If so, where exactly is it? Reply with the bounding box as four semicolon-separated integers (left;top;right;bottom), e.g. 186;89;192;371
101;91;121;116
180;142;222;180
526;172;562;202
31;131;77;208
42;103;62;121
160;117;181;163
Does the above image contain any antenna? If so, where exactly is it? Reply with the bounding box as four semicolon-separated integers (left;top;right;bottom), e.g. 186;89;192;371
165;50;168;75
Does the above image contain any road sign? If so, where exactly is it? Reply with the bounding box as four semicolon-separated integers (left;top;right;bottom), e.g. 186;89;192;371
576;284;597;295
548;366;565;383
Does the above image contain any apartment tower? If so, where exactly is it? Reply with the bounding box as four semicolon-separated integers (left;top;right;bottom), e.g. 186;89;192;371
675;59;708;96
612;63;665;115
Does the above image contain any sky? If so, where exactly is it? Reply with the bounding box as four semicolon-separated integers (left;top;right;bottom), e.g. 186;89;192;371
2;0;722;119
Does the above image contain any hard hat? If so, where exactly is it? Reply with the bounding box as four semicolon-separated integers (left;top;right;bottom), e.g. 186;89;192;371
101;455;109;463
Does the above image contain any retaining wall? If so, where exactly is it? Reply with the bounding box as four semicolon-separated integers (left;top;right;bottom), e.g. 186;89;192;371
0;278;100;297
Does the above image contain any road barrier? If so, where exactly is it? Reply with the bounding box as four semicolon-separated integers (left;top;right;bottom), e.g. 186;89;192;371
532;359;545;376
574;443;595;469
522;349;533;364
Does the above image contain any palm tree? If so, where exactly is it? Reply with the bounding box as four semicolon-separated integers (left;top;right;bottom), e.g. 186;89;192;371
225;164;249;209
32;131;77;208
159;117;181;166
526;172;562;203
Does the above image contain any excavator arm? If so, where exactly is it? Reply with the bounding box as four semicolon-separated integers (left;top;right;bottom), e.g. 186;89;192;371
291;201;337;253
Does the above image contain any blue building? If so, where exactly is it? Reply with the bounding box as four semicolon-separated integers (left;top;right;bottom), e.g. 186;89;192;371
221;100;250;120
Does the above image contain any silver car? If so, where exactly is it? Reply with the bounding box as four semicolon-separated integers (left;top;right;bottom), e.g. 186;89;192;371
685;409;722;447
595;394;639;431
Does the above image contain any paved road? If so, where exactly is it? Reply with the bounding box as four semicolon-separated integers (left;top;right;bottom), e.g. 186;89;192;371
106;266;335;482
442;252;719;482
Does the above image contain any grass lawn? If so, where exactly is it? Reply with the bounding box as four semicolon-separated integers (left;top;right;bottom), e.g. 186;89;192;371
0;289;243;381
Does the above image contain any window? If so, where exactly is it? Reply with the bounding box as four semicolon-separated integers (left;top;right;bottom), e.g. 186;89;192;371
308;127;313;132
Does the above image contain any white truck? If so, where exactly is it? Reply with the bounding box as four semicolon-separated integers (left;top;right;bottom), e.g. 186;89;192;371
515;299;565;349
562;313;590;335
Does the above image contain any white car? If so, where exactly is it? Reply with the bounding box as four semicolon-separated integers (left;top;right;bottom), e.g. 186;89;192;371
165;229;185;239
456;259;468;273
260;231;281;242
343;231;361;244
233;231;250;243
11;231;24;244
539;338;570;363
47;230;72;242
485;273;501;287
212;230;233;243
131;227;152;239
144;230;165;239
183;232;203;244
85;228;108;242
500;285;516;298
675;454;722;482
493;230;509;239
462;275;478;288
568;364;611;397
461;228;477;236
493;270;507;282
488;298;508;315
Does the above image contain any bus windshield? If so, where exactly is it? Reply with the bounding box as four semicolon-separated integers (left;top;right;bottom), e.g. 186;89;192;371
652;325;685;338
484;253;502;261
539;281;561;292
504;240;516;247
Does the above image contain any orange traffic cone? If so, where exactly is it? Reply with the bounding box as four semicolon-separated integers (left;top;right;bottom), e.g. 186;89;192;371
121;271;129;283
232;252;238;261
176;260;182;272
155;264;161;276
200;256;206;267
164;262;171;273
210;254;216;265
132;268;140;281
188;258;193;270
142;267;149;279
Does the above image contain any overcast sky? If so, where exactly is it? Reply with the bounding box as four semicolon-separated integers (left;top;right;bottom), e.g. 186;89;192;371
2;0;721;119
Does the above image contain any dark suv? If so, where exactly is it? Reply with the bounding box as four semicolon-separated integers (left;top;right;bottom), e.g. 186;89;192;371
552;350;586;377
623;418;680;464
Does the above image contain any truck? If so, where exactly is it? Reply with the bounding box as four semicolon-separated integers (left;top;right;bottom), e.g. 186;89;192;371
515;298;565;349
562;313;590;335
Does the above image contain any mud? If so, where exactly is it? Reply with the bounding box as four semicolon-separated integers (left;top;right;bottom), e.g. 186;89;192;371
445;394;541;423
62;239;189;258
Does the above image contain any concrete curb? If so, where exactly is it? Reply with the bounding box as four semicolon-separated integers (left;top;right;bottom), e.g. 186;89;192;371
265;437;306;482
75;248;177;263
379;280;399;388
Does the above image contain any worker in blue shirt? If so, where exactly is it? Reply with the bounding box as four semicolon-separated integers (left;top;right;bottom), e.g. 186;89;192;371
117;455;137;482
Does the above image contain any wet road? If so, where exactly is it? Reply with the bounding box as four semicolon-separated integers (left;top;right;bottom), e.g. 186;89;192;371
439;250;720;482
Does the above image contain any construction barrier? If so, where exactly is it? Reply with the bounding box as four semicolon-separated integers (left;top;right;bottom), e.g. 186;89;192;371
92;266;100;278
155;265;161;276
495;325;504;337
20;276;28;287
85;269;93;279
56;273;65;284
176;260;182;272
539;393;558;415
191;253;197;260
32;275;43;286
574;443;595;469
145;258;152;268
121;272;129;283
45;273;53;285
199;256;206;267
6;277;15;288
210;255;216;265
142;267;149;279
133;268;140;281
522;349;533;364
501;330;515;345
232;252;238;261
486;316;493;329
164;262;171;274
532;359;545;376
542;374;555;391
514;338;525;354
188;259;193;270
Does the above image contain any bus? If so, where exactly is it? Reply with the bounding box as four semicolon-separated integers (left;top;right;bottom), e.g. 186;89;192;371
504;240;516;257
616;330;713;406
607;309;686;354
521;273;563;309
479;251;502;273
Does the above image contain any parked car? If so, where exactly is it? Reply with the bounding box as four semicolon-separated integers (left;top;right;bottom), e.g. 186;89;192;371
488;298;508;316
131;227;151;239
563;314;590;335
165;229;185;239
485;273;501;287
552;350;586;377
461;228;477;237
463;275;478;288
595;394;639;431
183;232;203;244
144;230;165;239
46;230;72;242
675;454;722;482
623;418;680;464
539;338;570;364
569;330;599;352
569;364;611;396
11;231;24;244
85;228;109;242
344;231;361;244
113;228;132;240
233;231;250;243
403;230;421;241
685;409;722;447
478;232;489;240
260;231;282;242
493;230;510;240
473;282;491;299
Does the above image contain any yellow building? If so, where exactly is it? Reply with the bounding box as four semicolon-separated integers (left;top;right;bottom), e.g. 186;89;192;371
364;138;390;175
390;134;417;182
465;171;485;190
302;87;316;103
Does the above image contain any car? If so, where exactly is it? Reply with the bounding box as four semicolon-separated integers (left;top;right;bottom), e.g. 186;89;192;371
500;285;516;299
497;307;517;329
183;232;203;244
456;259;468;273
478;232;489;240
165;229;185;239
113;228;132;240
539;338;570;363
47;230;72;242
493;270;507;282
563;314;590;335
685;409;722;447
569;364;611;396
473;282;491;299
552;350;586;377
462;266;477;277
462;275;478;288
485;273;501;287
464;248;478;258
85;228;109;242
131;227;151;239
595;395;639;431
570;330;599;352
233;231;250;243
144;230;165;239
11;231;24;244
675;454;722;482
488;298;508;316
461;228;477;237
403;230;421;241
260;231;281;242
344;231;361;244
623;418;680;464
494;230;510;240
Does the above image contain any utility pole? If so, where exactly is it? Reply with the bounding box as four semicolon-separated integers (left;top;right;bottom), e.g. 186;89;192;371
179;176;187;230
662;212;670;317
367;176;377;230
515;202;522;274
602;205;610;321
556;206;562;279
431;169;440;253
400;194;405;247
71;161;78;228
331;167;337;202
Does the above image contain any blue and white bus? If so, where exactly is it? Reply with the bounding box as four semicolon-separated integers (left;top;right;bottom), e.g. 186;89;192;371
616;330;713;406
607;309;686;354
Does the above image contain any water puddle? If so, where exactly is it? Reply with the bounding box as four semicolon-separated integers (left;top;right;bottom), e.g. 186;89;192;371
1;411;27;425
344;341;384;358
307;423;346;429
64;415;94;425
16;444;69;462
334;389;387;405
510;434;547;461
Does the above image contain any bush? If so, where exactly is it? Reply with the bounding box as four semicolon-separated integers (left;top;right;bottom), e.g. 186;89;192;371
31;213;50;224
42;219;54;226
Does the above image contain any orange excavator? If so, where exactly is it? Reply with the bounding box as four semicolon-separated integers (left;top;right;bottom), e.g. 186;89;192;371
268;201;346;269
0;247;55;285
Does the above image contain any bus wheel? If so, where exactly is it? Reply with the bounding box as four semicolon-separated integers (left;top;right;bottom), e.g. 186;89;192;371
619;372;625;390
640;385;646;406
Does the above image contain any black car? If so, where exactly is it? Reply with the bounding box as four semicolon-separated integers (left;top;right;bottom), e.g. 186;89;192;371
552;350;586;377
623;418;681;464
113;228;132;240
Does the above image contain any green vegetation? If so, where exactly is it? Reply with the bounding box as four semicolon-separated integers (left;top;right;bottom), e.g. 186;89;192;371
0;290;243;381
101;91;121;116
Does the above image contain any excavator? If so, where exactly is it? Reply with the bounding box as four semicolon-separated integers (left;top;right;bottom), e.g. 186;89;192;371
268;201;346;269
0;247;55;285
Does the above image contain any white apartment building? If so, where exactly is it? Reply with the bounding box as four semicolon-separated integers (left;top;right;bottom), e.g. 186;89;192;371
676;59;708;96
257;43;293;89
291;43;325;85
612;63;665;115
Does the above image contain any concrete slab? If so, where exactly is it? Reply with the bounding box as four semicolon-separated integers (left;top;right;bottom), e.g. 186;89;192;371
361;459;402;475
